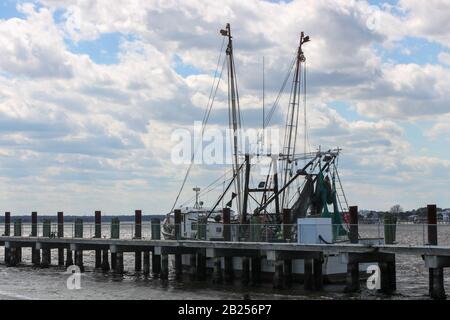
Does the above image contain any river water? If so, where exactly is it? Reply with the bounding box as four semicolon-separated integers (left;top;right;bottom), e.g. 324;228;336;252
1;223;449;300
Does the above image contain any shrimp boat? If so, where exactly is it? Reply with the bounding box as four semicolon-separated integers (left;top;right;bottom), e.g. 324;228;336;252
162;24;376;280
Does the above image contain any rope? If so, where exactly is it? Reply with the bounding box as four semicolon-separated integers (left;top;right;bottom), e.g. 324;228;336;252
169;37;226;213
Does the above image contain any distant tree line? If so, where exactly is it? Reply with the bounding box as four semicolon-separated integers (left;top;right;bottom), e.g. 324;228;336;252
359;205;449;222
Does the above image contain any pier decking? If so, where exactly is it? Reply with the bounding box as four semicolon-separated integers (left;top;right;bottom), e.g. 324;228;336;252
1;205;449;299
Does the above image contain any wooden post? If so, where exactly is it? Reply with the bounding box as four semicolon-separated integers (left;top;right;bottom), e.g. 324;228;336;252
101;248;110;272
251;257;261;286
143;251;150;276
213;257;223;284
31;212;40;266
4;212;10;265
151;219;161;276
74;218;83;238
114;251;124;275
284;259;292;288
313;256;323;291
282;208;291;240
74;218;83;271
379;262;393;294
134;210;142;272
94;211;102;269
241;257;250;286
173;210;182;278
111;217;120;271
273;260;284;289
175;254;182;278
160;254;169;280
349;206;358;244
345;261;360;293
223;208;234;283
41;219;51;268
75;250;84;272
13;218;22;264
304;258;313;290
223;207;231;241
345;206;360;292
196;251;206;281
427;204;446;299
57;212;64;266
174;209;181;240
65;249;73;267
189;253;197;280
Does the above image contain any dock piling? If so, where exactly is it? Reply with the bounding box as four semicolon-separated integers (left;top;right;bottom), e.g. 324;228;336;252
313;256;324;291
58;212;64;266
160;253;169;280
134;210;142;272
427;204;446;300
151;219;161;276
174;209;182;278
13;218;22;265
4;212;11;265
349;206;359;244
41;219;51;268
196;250;207;281
241;257;250;286
223;208;234;283
304;258;313;290
94;211;102;269
74;218;84;272
113;251;124;275
110;217;120;271
143;251;150;276
189;253;197;280
284;259;293;288
344;206;360;293
213;257;223;284
273;260;284;289
101;249;110;272
31;212;40;266
65;249;73;267
251;257;261;286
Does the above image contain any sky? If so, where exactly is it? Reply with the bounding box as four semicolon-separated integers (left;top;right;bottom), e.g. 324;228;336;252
0;0;449;215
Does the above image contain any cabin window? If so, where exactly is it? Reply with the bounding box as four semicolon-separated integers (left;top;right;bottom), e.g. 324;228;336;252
216;227;221;233
192;223;197;230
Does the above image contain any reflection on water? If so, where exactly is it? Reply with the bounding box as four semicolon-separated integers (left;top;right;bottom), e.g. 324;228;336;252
0;223;450;299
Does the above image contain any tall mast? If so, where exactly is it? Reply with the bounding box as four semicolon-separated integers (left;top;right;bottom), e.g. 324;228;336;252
281;32;310;209
221;23;243;216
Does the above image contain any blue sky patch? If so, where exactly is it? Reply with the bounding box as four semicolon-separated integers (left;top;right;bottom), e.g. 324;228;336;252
374;37;448;65
328;101;371;122
0;0;25;20
65;32;122;65
173;55;203;78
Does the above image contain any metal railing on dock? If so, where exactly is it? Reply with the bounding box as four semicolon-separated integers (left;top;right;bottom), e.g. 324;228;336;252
1;222;450;246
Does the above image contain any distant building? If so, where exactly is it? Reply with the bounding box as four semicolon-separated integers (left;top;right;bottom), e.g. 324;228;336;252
441;209;450;222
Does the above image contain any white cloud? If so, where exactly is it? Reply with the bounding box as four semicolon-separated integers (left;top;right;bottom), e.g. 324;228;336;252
0;4;74;78
438;51;450;66
0;0;449;213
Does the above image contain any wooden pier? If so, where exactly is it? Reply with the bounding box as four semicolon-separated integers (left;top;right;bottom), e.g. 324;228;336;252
0;205;449;300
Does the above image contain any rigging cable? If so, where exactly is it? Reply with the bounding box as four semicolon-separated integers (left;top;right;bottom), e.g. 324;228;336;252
169;37;226;213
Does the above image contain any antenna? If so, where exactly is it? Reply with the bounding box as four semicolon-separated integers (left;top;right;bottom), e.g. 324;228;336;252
193;187;201;209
